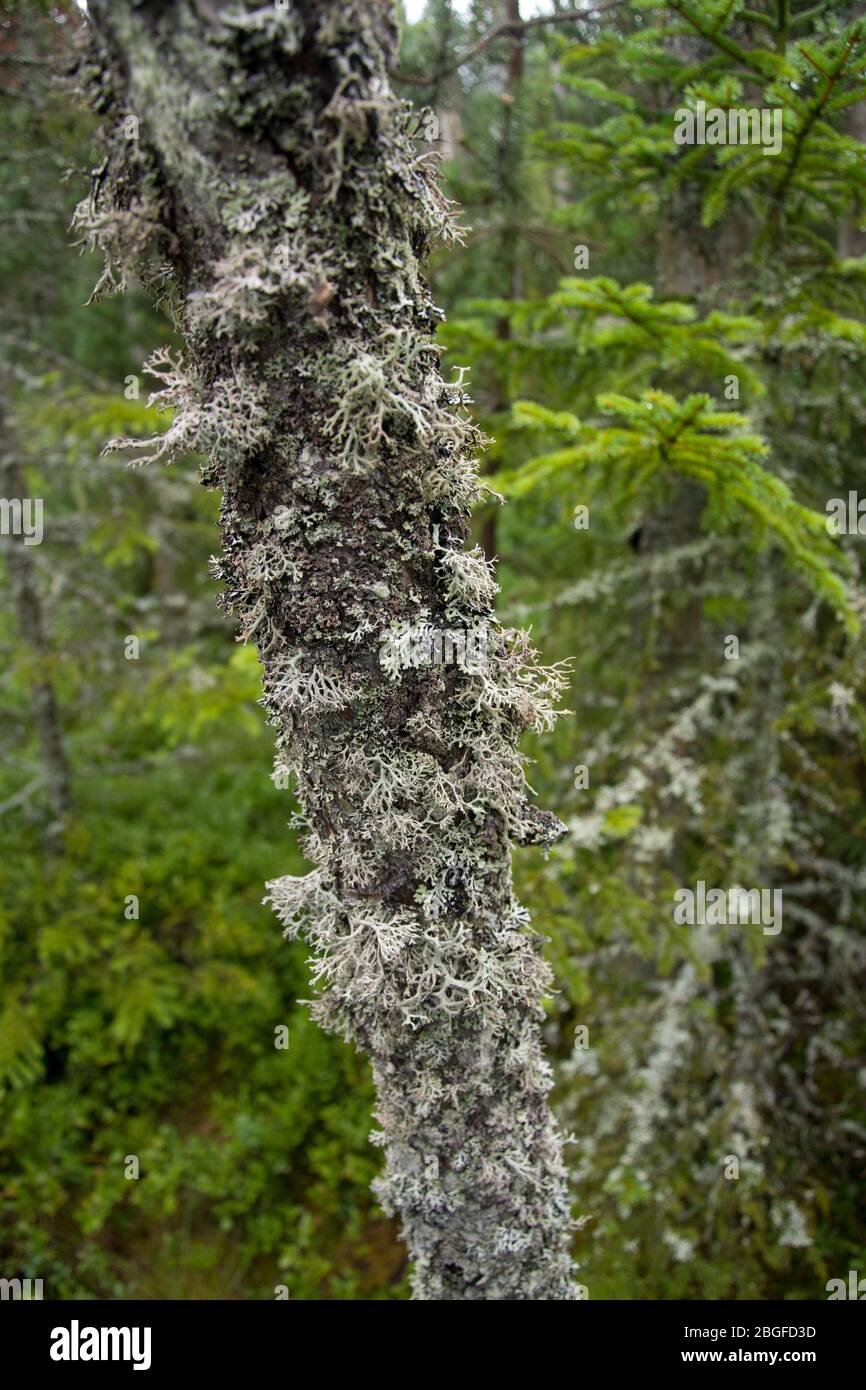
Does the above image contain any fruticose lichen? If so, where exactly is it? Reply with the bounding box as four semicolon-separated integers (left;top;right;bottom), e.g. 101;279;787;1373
73;0;578;1300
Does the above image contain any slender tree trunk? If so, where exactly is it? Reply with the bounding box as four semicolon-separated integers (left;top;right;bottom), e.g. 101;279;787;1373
72;0;576;1300
479;0;524;566
839;105;866;257
0;435;72;830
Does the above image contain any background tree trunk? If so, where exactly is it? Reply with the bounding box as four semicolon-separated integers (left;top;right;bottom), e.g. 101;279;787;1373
479;0;525;566
73;0;577;1300
0;426;72;832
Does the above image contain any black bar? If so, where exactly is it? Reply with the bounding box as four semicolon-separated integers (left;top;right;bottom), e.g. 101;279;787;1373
0;1297;859;1375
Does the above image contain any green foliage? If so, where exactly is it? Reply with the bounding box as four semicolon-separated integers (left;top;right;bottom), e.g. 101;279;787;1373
0;752;403;1299
501;387;856;631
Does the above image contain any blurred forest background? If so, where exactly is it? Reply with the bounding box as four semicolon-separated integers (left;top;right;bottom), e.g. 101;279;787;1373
2;0;865;1300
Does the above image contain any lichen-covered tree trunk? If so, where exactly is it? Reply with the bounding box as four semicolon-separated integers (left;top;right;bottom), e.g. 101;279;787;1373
72;0;576;1300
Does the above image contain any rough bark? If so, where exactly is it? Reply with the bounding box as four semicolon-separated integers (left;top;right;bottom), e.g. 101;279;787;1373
71;0;576;1300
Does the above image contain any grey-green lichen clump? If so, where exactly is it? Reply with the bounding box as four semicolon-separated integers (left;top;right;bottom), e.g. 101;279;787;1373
73;0;577;1300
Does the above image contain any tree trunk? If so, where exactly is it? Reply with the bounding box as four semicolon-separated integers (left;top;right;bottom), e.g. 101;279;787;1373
839;98;866;258
478;0;524;567
72;0;576;1300
0;438;72;831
